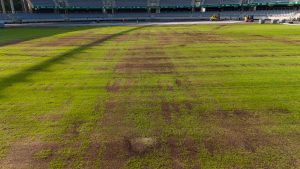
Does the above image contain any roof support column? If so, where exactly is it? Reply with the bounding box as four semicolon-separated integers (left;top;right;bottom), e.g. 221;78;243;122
21;0;27;12
9;0;15;13
1;0;6;13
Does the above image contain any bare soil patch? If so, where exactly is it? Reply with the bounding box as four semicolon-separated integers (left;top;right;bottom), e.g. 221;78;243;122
116;55;175;74
123;79;133;91
204;109;286;155
106;79;121;92
175;79;182;87
65;120;82;139
0;140;58;169
157;32;231;45
94;67;109;71
84;141;101;168
101;140;130;169
167;137;184;169
268;107;291;114
184;101;193;111
98;98;136;163
252;35;300;45
37;113;63;122
171;102;180;116
161;100;172;123
183;137;201;169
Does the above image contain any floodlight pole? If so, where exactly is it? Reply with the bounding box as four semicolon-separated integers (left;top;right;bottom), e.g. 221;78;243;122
9;0;15;13
1;0;6;13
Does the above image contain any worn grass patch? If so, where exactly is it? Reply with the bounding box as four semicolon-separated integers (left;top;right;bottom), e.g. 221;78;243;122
0;24;300;169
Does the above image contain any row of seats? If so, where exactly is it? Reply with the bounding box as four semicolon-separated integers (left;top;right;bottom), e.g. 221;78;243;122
67;0;103;8
30;0;55;7
251;0;298;3
219;10;297;19
32;0;192;8
0;14;10;21
159;0;193;7
221;0;241;4
29;0;299;8
115;0;147;7
1;10;298;22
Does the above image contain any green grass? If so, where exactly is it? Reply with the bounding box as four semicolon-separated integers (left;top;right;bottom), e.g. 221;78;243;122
0;24;300;169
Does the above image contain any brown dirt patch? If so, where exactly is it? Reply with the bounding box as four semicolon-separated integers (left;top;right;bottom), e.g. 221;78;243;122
167;82;174;91
216;109;255;119
167;137;184;169
203;129;267;155
156;32;231;45
171;102;180;116
183;137;201;169
105;99;116;111
94;67;109;71
115;33;187;75
204;109;286;156
175;79;182;87
97;99;135;168
252;35;300;45
106;79;121;92
91;95;136;168
268;107;290;114
161;101;188;122
116;55;175;74
65;120;82;139
98;98;135;143
161;100;172;123
101;140;130;169
84;141;101;168
123;79;133;91
37;113;63;122
0;140;58;169
184;137;198;159
184;101;193;111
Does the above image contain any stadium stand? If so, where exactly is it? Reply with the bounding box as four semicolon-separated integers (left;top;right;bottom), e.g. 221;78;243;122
221;0;241;4
30;0;56;7
157;11;193;17
0;0;299;23
159;0;194;7
13;13;65;22
251;0;292;3
67;0;103;9
115;0;148;8
202;0;221;6
0;13;10;21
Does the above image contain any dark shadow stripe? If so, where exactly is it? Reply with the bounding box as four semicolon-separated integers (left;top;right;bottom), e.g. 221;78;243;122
0;27;93;47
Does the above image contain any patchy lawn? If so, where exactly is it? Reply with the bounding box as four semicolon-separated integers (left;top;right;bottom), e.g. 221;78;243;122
0;24;300;169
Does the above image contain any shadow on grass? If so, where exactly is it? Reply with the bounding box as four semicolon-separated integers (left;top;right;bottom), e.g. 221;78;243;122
0;27;94;47
0;26;145;94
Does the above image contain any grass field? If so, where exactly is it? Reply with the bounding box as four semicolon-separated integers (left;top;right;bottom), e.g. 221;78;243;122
0;24;300;169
